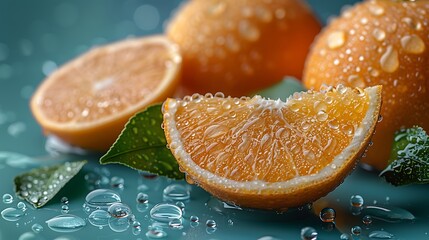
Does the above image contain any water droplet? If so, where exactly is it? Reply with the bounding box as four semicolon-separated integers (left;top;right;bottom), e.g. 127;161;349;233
46;214;86;232
150;203;182;223
319;207;336;223
348;75;365;88
340;233;351;240
342;124;354;136
300;226;318;240
169;218;183;229
227;219;234;226
402;17;422;31
190;215;199;222
401;35;425;54
1;207;24;221
146;226;168;238
316;110;328;122
370;68;380;77
61;197;69;205
136;192;149;204
2;193;13;204
206;219;217;228
85;189;122;211
238;20;260;41
256;7;272;23
368;4;384;16
163;184;190;201
275;8;286;19
328;120;339;130
350;195;364;207
31;223;44;233
132;220;142;235
88;209;111;227
362;205;415;223
226;35;240;52
372;28;386;42
380;45;399;73
109;216;130;232
368;230;394;239
110;176;125;189
327;31;346;49
175;201;185;213
108;203;132;218
207;1;226;16
61;204;69;214
351;225;362;236
362;215;373;226
17;202;27;211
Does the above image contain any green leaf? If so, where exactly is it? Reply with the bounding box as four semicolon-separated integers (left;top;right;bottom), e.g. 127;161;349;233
380;126;429;186
254;77;306;100
99;104;184;180
14;160;87;208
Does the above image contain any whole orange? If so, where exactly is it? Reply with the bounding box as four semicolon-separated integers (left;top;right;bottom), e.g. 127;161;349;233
303;0;429;170
167;0;321;97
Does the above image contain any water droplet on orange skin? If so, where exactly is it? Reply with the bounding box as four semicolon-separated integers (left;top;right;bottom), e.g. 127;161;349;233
380;45;399;73
400;35;425;54
327;31;346;49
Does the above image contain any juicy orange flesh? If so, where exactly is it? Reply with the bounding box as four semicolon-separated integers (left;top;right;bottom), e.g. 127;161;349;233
37;43;171;123
173;89;369;183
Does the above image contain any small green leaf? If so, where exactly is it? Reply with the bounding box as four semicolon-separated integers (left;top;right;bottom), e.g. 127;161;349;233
255;77;306;100
380;126;429;186
14;160;87;208
100;104;184;180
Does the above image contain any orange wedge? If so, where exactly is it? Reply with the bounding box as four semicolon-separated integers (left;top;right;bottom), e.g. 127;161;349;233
31;35;182;151
162;85;382;210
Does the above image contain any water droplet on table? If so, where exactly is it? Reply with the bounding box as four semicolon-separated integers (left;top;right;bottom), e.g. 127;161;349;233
17;202;27;211
88;209;111;228
300;226;317;240
85;189;121;210
136;192;149;204
31;223;43;233
2;193;13;204
362;205;415;223
351;225;362;236
46;214;86;232
150;203;182;223
362;215;373;226
109;216;130;232
1;207;24;221
368;230;394;239
108;203;131;218
169;218;183;229
146;226;167;238
350;195;364;207
319;207;336;223
163;184;190;201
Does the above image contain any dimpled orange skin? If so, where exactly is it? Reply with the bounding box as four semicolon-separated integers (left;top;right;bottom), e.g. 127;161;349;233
167;0;321;97
303;0;429;170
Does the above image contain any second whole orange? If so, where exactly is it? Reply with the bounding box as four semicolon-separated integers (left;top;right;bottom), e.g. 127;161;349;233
167;0;321;97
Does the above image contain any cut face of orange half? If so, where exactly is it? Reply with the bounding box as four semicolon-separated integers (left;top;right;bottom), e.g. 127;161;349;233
31;35;182;151
163;85;382;210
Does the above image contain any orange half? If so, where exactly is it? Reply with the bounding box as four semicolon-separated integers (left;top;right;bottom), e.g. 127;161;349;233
31;35;182;151
163;85;382;209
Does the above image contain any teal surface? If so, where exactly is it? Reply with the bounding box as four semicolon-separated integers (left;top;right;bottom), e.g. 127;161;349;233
1;0;428;239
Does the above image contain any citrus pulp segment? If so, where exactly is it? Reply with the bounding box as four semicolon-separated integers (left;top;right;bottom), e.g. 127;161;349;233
162;85;382;209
